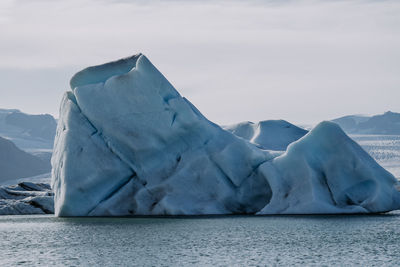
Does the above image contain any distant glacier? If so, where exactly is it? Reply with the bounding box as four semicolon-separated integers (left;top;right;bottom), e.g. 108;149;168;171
332;111;400;135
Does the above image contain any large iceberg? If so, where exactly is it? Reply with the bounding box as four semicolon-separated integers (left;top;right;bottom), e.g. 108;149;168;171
52;54;400;216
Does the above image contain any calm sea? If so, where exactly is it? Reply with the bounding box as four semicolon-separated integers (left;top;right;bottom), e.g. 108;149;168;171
1;213;400;266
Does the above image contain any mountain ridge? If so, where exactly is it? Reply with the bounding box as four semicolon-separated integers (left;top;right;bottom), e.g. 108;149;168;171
332;111;400;135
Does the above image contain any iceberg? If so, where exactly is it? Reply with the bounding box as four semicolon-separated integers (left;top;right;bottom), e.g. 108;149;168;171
51;54;400;216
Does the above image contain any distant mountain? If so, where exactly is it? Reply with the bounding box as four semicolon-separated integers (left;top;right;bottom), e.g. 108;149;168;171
0;109;56;151
332;111;400;135
5;111;56;140
224;120;308;151
0;136;51;183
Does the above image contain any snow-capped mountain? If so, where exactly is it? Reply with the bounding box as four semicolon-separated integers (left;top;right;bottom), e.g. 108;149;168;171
0;108;56;152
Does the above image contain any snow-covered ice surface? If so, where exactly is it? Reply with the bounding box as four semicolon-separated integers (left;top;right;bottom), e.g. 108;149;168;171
0;182;53;215
52;54;400;216
0;173;52;215
351;135;400;179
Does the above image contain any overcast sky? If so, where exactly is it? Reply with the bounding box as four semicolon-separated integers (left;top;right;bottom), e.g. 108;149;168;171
0;0;399;125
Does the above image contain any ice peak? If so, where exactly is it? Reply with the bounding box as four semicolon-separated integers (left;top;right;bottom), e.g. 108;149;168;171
70;53;143;89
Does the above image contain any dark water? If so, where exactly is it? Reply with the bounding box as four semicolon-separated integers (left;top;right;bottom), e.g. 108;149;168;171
1;214;400;266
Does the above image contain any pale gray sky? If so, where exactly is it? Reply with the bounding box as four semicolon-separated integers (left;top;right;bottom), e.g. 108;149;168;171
0;0;399;125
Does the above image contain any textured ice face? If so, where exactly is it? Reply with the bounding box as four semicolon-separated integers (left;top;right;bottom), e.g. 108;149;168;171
51;54;400;216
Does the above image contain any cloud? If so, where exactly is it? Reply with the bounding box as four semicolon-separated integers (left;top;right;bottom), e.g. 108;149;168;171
0;0;399;124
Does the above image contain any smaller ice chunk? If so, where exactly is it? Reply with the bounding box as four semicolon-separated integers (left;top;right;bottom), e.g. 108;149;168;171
0;182;54;215
259;121;400;214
